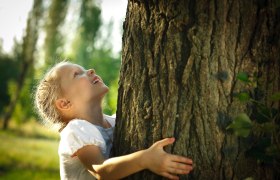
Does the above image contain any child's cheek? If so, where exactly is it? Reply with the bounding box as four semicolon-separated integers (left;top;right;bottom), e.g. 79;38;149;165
79;79;93;91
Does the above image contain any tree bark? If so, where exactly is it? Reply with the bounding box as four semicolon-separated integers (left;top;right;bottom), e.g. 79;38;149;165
113;0;280;179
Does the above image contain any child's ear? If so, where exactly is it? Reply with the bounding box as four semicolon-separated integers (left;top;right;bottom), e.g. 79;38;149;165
55;98;71;111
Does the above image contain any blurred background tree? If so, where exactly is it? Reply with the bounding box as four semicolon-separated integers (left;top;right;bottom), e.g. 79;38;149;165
2;0;44;129
0;0;122;129
43;0;69;67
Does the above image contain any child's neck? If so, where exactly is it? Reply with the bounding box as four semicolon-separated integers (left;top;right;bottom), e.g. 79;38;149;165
78;103;109;128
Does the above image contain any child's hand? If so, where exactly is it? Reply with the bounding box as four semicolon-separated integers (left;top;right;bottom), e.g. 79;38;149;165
142;137;193;180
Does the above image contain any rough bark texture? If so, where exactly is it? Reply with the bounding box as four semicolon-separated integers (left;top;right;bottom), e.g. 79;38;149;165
113;0;280;179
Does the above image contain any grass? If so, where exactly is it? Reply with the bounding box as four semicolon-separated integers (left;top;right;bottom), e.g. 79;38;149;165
0;120;60;180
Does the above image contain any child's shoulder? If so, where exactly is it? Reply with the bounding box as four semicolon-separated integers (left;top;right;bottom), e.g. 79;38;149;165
67;118;93;128
61;119;98;135
59;119;106;156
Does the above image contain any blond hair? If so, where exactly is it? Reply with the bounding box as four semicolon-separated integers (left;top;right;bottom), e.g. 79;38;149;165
34;61;71;131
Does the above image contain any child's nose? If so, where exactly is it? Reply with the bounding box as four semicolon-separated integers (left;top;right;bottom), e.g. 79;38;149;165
87;69;95;76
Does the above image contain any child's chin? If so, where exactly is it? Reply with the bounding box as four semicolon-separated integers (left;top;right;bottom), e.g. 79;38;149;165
97;87;110;98
102;85;109;93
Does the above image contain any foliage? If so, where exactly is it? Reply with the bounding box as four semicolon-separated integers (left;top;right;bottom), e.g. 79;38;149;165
91;49;120;114
0;56;20;115
226;113;252;137
106;78;119;114
8;78;36;124
227;72;280;169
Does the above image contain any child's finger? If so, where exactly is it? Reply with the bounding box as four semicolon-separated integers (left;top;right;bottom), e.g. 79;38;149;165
171;154;193;164
161;172;179;180
168;167;190;175
154;137;175;148
169;161;193;171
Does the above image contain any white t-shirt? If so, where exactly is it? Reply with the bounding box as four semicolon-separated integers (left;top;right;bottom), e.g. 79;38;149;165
58;114;115;180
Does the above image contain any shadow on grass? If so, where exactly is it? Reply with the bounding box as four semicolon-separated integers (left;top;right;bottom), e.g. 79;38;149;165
2;128;58;141
0;120;59;141
0;164;60;179
0;165;9;176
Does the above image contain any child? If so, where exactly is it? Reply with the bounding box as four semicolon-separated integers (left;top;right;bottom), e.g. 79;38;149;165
34;61;193;180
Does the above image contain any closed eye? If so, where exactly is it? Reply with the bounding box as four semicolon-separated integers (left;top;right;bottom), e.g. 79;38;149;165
73;71;83;78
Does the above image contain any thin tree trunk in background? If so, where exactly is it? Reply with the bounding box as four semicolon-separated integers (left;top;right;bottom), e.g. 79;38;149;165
76;0;101;68
113;0;280;179
2;0;43;130
44;0;68;67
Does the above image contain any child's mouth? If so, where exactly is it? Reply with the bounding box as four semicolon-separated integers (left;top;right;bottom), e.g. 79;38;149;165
93;79;100;84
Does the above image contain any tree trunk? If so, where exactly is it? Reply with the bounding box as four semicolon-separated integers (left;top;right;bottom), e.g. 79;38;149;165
44;0;68;67
2;0;43;130
113;0;279;179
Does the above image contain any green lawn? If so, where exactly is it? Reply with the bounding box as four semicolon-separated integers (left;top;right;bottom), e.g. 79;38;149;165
0;120;60;180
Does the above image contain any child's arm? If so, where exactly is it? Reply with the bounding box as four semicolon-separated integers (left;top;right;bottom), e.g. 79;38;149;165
76;137;193;180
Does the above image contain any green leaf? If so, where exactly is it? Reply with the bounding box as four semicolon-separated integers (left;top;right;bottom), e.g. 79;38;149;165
236;92;250;102
260;122;277;133
246;137;274;163
237;72;249;82
227;113;252;137
266;145;280;158
254;105;272;123
270;92;280;101
275;0;280;8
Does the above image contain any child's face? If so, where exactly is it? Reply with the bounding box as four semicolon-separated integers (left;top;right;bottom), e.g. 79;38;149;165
58;63;109;105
